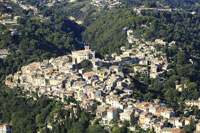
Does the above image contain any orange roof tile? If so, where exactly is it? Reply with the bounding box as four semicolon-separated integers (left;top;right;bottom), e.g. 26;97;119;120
108;107;117;111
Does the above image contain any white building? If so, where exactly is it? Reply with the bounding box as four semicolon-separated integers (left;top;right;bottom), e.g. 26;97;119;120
107;107;117;120
0;124;12;133
120;111;132;121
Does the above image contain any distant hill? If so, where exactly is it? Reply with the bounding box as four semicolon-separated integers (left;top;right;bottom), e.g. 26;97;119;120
121;0;200;10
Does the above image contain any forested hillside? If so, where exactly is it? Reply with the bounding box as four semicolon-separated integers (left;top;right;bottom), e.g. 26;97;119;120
83;9;200;56
83;9;135;55
0;13;83;81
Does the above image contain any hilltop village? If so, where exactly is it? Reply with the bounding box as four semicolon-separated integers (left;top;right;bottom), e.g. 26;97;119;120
5;31;200;132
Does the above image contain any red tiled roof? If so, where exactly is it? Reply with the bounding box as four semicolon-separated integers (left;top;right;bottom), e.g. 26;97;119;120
108;107;117;111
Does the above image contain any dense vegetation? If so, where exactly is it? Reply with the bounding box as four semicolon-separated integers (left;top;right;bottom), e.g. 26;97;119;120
0;85;107;133
82;9;134;55
0;2;26;16
0;13;83;81
0;3;12;13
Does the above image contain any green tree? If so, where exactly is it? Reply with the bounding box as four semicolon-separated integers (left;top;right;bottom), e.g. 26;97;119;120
36;114;43;129
184;117;196;132
86;124;107;133
130;113;136;126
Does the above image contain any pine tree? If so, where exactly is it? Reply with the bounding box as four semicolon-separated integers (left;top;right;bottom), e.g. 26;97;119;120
130;113;136;126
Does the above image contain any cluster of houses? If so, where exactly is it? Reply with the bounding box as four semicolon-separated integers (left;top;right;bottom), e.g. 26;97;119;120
185;99;200;110
0;13;12;19
0;49;10;59
5;45;200;132
0;16;18;25
133;6;197;15
133;6;178;15
126;29;172;79
91;0;121;9
0;3;19;25
10;0;39;15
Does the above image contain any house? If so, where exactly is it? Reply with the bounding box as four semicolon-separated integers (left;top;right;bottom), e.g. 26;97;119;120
0;124;12;133
139;112;148;124
78;69;86;74
183;117;191;125
172;128;186;133
101;107;118;123
185;100;200;109
149;105;160;115
96;69;109;81
150;71;165;79
161;109;175;119
49;78;61;86
76;90;87;101
151;65;158;73
162;127;174;133
144;114;154;126
169;41;176;47
82;72;94;81
81;101;95;112
72;46;95;64
10;29;20;36
123;50;133;57
95;96;104;103
107;107;117;120
156;109;165;117
162;128;185;133
0;49;10;58
169;117;185;128
139;59;148;65
111;53;117;59
154;39;166;45
118;55;131;62
106;95;121;108
154;122;164;133
127;30;133;37
110;98;120;108
196;121;200;131
176;84;183;92
91;58;103;69
64;104;73;110
120;46;126;52
134;66;148;74
96;104;109;117
136;102;151;112
120;111;132;121
109;65;122;74
105;76;120;90
86;87;101;99
175;84;187;92
33;77;47;87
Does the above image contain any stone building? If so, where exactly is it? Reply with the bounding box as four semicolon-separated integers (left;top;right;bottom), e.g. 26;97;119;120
72;46;95;64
